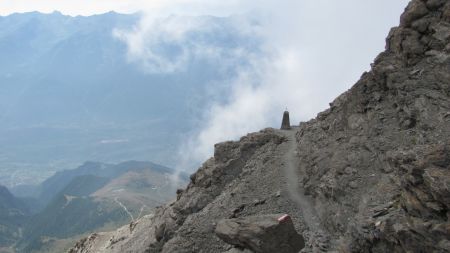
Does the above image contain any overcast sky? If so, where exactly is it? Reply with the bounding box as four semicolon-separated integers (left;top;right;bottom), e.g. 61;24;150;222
0;0;411;171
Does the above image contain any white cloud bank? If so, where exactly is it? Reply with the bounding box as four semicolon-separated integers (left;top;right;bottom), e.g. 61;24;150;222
114;0;410;172
113;15;262;74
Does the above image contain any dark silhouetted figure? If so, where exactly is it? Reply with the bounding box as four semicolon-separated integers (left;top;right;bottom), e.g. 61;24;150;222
281;110;291;130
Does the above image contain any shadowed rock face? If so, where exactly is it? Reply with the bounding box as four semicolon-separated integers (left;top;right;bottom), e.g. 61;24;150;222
70;1;450;252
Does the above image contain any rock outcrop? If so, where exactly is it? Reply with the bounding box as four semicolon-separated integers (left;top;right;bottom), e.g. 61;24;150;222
70;0;450;252
293;0;450;251
215;214;304;253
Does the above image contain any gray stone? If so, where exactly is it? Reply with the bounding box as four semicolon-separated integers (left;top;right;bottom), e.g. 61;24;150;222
224;248;253;253
348;181;358;189
400;0;429;27
215;214;305;253
344;167;355;175
426;0;447;10
431;23;450;42
444;3;450;22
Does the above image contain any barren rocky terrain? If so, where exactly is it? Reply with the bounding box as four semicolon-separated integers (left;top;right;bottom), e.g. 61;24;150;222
70;0;450;252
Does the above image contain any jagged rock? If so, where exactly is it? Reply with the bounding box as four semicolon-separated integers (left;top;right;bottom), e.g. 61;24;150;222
425;0;446;10
215;214;305;253
400;0;429;27
444;2;450;22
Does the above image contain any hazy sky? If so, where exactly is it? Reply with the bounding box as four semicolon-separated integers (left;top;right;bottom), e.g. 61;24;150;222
0;0;252;16
0;0;411;171
0;0;141;15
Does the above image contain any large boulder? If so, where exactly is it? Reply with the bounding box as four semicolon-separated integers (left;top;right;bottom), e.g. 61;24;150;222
215;214;304;253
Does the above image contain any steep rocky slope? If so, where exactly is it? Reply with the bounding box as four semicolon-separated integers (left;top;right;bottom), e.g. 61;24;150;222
0;185;28;249
70;0;450;252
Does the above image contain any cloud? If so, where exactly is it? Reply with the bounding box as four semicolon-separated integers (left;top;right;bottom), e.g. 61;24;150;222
114;16;200;73
114;12;264;73
113;0;410;172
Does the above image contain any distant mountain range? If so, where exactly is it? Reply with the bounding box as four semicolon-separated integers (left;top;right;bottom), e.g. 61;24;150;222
0;160;185;252
0;11;261;187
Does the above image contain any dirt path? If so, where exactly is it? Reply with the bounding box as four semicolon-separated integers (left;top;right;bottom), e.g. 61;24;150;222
279;128;331;251
280;129;321;230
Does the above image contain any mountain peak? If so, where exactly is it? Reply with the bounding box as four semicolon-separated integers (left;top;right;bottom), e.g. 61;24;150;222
0;10;134;18
50;10;63;16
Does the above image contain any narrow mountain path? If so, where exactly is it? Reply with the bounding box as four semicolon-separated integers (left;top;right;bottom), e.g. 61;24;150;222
279;128;331;252
114;197;134;222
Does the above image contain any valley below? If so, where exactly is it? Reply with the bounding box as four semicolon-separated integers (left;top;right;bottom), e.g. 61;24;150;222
0;161;186;253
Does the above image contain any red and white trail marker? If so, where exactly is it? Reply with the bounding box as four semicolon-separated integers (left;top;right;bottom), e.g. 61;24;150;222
278;214;291;223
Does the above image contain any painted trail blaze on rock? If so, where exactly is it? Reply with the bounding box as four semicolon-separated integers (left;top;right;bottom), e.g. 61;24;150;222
281;111;291;130
215;214;305;253
277;214;291;223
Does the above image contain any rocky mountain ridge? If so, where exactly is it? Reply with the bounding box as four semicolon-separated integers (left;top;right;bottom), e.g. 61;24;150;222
70;0;450;252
